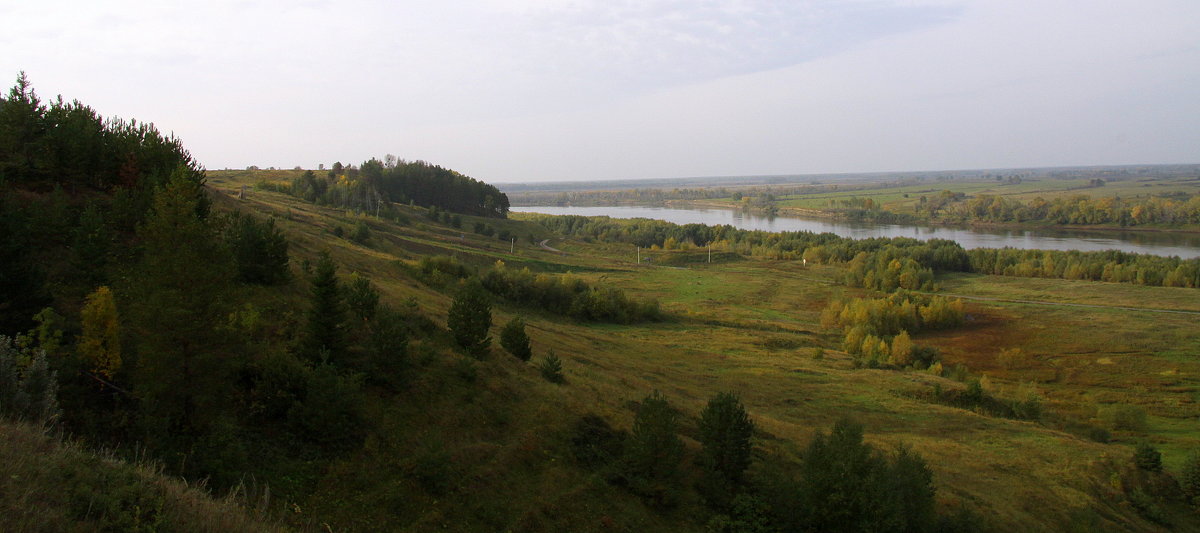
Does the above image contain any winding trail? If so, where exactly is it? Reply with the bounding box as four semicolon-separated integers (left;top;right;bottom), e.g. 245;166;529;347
538;239;564;253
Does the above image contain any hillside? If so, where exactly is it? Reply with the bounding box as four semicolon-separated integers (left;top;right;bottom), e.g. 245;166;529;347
206;169;1200;531
0;419;281;532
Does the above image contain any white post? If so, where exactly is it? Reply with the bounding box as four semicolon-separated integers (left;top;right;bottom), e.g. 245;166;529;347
708;244;711;263
510;238;515;254
637;246;640;264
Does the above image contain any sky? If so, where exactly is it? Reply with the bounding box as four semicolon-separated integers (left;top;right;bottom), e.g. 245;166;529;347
2;0;1198;183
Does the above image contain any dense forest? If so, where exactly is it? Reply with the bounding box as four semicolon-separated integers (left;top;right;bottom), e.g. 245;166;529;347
271;156;509;218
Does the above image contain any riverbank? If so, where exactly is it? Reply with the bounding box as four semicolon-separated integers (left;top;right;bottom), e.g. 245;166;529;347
661;199;1200;236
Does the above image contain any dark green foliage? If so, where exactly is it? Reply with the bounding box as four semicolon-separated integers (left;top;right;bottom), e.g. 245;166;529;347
290;157;509;218
1135;441;1163;472
780;418;937;533
1181;452;1200;504
287;363;366;452
499;316;532;361
699;392;755;499
223;212;289;285
124;169;237;444
364;305;409;389
0;336;59;424
344;273;380;323
570;414;626;468
351;219;371;244
538;351;563;383
624;390;683;507
706;494;777;533
303;252;346;361
0;192;50;335
0;72;205;221
447;279;492;357
70;201;113;285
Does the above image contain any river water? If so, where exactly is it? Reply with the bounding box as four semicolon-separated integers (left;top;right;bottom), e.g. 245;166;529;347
511;205;1200;259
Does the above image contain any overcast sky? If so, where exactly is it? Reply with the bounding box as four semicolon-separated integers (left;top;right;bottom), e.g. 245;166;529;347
3;0;1198;182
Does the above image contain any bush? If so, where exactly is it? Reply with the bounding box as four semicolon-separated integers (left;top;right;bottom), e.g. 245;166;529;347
286;363;366;453
1103;404;1148;432
1134;441;1163;472
570;414;625;468
351;219;371;244
1182;452;1200;504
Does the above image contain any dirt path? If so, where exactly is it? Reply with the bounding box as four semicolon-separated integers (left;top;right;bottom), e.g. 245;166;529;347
538;239;564;253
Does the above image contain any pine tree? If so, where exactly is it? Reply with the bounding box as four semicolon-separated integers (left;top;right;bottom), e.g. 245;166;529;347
345;273;380;323
78;286;121;379
125;167;236;441
448;279;492;357
625;390;684;506
699;392;755;489
303;252;346;361
499;316;532;361
538;351;563;383
225;212;289;285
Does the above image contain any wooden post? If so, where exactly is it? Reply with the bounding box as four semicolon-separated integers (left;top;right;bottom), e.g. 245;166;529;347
637;246;640;264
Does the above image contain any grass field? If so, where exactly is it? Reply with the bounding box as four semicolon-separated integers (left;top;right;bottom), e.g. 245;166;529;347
204;169;1200;531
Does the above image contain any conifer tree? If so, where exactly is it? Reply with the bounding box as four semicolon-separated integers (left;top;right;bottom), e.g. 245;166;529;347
345;273;380;323
126;167;236;440
304;252;346;361
448;279;492;357
499;316;532;361
625;390;684;506
699;392;755;488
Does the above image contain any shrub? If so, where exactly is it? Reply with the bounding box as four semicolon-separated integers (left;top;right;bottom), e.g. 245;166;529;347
1134;441;1163;472
1103;404;1148;432
1182;452;1200;504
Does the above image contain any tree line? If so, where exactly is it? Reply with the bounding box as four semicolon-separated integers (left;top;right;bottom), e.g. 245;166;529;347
919;192;1200;227
411;256;662;324
276;156;510;218
525;213;1200;289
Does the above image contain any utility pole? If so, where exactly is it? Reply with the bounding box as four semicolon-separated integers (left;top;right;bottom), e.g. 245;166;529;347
510;237;515;254
637;246;640;265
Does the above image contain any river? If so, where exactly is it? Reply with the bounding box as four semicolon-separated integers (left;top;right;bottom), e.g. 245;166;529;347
510;205;1200;259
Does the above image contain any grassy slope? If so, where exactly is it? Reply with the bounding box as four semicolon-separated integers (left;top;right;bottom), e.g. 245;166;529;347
0;420;282;532
206;170;1200;531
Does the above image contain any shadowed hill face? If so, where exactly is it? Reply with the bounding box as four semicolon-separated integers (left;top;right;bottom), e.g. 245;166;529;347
0;420;282;532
